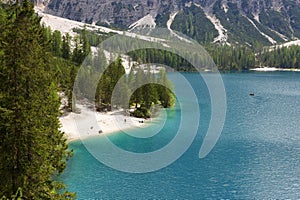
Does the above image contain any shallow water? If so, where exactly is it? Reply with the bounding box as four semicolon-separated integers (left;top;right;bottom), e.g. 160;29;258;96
61;72;300;199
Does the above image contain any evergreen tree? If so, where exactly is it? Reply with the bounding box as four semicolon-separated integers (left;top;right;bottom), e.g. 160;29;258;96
112;76;130;109
81;26;90;57
72;35;84;65
96;57;125;110
0;2;73;198
132;67;145;108
51;30;62;57
62;33;71;60
157;69;175;108
142;66;158;109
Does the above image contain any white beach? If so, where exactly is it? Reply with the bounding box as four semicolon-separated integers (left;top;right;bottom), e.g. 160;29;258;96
250;67;300;72
59;104;146;142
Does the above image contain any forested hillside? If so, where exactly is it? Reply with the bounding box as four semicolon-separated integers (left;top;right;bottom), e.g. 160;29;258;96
40;0;300;46
29;0;300;70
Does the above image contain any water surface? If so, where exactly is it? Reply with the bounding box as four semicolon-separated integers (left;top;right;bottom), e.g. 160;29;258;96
61;72;300;199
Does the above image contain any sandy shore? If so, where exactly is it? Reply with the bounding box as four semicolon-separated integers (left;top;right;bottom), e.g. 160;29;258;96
250;67;300;72
59;104;146;142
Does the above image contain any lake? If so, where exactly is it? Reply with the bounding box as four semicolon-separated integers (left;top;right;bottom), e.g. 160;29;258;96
61;72;300;199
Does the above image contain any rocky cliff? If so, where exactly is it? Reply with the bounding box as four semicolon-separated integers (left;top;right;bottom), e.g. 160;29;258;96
44;0;181;26
40;0;300;45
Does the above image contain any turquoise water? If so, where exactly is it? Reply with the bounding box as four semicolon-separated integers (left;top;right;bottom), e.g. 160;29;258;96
61;72;300;199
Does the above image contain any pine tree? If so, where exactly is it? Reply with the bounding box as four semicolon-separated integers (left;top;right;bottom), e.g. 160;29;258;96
157;69;175;108
142;65;158;109
81;26;90;57
62;33;71;60
132;67;145;108
0;1;73;198
51;30;62;57
97;57;125;110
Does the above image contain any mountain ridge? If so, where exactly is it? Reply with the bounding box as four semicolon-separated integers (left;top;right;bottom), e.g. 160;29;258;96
37;0;300;46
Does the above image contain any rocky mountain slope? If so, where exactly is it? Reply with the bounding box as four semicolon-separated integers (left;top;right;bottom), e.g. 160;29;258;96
37;0;300;46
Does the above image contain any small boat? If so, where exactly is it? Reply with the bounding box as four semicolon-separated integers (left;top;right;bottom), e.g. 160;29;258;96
249;93;254;96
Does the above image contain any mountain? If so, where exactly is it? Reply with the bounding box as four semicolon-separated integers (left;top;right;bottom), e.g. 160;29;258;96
38;0;300;46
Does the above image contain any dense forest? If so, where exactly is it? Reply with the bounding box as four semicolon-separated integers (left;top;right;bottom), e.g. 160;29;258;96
128;43;300;71
258;46;300;68
170;4;218;44
0;1;75;199
128;45;257;71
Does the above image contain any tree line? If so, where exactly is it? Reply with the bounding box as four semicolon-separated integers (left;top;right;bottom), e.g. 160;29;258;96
128;43;300;70
258;45;300;68
128;45;256;71
206;45;256;70
65;23;300;71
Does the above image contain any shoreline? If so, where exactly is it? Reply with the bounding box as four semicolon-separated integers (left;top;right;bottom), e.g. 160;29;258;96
59;104;147;142
250;67;300;72
59;68;299;142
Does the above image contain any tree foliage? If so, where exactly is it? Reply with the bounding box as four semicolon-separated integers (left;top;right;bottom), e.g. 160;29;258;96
0;1;74;198
171;4;218;44
207;45;256;70
95;57;175;118
258;45;300;68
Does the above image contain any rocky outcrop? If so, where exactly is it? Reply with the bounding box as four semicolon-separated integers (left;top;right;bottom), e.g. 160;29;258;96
33;0;51;6
44;0;181;25
42;0;300;44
